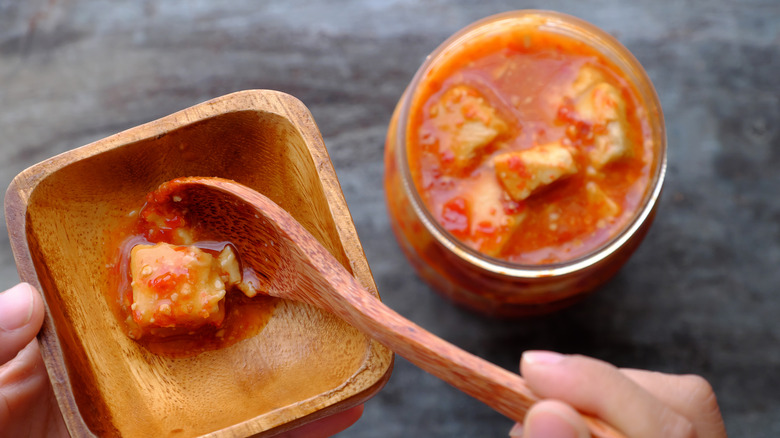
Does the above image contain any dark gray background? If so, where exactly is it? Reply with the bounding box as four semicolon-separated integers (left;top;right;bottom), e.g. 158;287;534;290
1;1;778;436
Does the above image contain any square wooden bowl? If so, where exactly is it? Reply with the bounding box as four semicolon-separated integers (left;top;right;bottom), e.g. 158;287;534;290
5;90;394;437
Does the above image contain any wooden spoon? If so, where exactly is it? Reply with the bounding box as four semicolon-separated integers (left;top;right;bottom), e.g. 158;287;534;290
156;176;625;438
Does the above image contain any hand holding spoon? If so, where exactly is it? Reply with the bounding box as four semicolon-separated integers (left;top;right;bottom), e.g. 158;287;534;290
155;176;624;438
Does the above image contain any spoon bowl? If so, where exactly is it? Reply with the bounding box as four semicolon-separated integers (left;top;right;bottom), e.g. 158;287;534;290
159;176;626;438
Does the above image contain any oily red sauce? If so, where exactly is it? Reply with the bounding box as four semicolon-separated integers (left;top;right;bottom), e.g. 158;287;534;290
106;190;276;358
407;27;653;264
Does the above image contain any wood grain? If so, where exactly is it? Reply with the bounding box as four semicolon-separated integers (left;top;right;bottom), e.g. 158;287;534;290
162;176;627;438
4;90;393;437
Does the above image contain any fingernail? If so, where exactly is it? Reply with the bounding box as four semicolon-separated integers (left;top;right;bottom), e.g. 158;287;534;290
522;350;565;365
508;423;524;437
0;283;35;331
525;410;578;438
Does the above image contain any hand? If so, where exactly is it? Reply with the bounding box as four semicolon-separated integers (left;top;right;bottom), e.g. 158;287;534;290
510;351;727;438
0;283;67;437
0;283;362;438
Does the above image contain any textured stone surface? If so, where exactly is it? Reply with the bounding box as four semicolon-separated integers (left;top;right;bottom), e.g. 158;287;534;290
1;1;778;436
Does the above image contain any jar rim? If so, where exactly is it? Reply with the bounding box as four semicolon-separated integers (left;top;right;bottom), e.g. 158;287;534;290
394;9;667;278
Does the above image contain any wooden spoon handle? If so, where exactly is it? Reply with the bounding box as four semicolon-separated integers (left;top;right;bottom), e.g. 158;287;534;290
291;250;625;437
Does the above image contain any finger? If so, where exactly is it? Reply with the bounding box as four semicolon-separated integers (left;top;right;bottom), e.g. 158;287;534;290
621;369;727;438
0;283;45;365
278;404;364;438
0;338;66;437
521;351;694;438
509;399;591;438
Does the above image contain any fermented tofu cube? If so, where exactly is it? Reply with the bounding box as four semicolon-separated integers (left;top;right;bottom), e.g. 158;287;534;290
440;173;524;257
575;82;624;122
140;210;195;245
494;142;577;202
468;173;525;256
236;279;262;298
591;119;630;168
586;182;621;226
217;245;242;286
130;243;230;331
570;65;606;96
430;85;508;170
216;245;263;297
570;66;631;168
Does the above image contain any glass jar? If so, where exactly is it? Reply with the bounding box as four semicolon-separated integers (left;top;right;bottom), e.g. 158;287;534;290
384;10;666;317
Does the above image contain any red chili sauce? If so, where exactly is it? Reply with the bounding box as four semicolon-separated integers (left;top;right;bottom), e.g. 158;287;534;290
107;188;275;357
407;28;653;264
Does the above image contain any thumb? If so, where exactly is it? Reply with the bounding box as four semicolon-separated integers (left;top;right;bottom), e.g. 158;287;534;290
0;283;68;437
0;283;45;365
